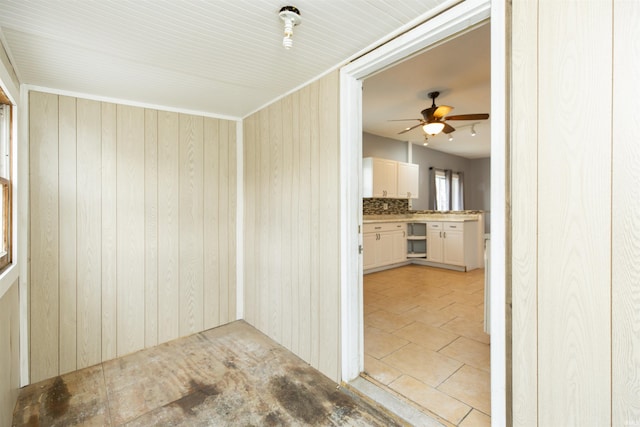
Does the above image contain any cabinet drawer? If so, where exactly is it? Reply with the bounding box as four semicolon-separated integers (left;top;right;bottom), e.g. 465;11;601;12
426;222;443;230
363;222;406;233
444;222;463;231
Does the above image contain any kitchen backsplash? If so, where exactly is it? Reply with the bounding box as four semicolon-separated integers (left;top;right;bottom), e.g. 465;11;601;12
363;198;484;215
363;198;409;214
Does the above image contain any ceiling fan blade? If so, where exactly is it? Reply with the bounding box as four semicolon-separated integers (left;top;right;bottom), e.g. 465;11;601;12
433;105;453;118
442;123;456;134
398;122;424;134
388;118;422;122
444;113;490;121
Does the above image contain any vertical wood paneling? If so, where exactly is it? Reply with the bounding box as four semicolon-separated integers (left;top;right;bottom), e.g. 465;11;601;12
268;102;282;342
308;81;320;368
290;91;301;355
318;71;340;379
157;110;180;343
58;96;77;374
228;124;237;321
281;95;293;350
297;85;312;362
218;120;230;325
242;115;255;326
76;98;102;369
116;105;146;356
242;72;340;382
29;91;60;382
204;117;220;329
537;0;612;424
510;0;538;424
144;109;159;348
179;114;204;335
101;102;117;362
612;0;640;424
30;91;237;381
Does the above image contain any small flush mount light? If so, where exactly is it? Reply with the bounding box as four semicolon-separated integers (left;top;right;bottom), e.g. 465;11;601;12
448;134;454;142
471;124;477;136
422;121;445;136
279;6;301;49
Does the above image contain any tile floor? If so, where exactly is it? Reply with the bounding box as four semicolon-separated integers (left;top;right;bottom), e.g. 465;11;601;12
363;265;490;427
13;321;404;426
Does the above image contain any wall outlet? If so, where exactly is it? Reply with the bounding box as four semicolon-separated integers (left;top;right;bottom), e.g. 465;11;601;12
383;203;388;210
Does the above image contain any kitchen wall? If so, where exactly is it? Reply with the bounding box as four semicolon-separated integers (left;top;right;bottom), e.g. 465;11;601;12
363;132;490;230
29;91;237;383
243;71;340;382
511;0;640;424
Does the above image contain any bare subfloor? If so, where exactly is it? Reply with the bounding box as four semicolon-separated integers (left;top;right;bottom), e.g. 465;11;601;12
13;321;404;426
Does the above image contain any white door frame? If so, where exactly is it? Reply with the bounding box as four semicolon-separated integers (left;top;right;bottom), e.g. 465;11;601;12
339;0;507;423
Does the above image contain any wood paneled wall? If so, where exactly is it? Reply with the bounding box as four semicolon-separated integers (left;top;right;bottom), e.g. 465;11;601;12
0;279;19;427
243;71;340;382
29;91;237;382
511;0;640;424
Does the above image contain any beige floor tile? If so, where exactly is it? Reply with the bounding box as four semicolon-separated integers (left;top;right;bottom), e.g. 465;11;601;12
363;354;403;385
393;321;458;352
438;290;484;307
438;365;491;415
413;293;456;311
439;337;490;372
368;295;420;314
381;343;463;387
364;304;380;316
365;309;413;333
459;409;491;427
364;291;389;306
439;302;484;322
364;327;410;359
441;316;490;345
401;306;458;328
389;375;471;425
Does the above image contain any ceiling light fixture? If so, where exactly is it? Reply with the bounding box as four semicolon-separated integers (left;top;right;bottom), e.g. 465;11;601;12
471;124;477;136
279;6;301;50
422;121;445;136
448;134;454;142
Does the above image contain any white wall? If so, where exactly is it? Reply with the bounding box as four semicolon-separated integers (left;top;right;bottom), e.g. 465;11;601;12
28;91;238;383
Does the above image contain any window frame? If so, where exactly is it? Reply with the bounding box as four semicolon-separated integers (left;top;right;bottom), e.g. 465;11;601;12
0;99;12;272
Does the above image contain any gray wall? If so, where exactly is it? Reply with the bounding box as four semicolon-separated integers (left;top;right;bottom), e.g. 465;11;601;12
363;133;491;232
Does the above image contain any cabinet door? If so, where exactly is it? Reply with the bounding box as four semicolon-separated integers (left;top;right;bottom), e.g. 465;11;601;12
427;228;443;262
397;162;419;198
443;229;465;266
372;158;398;198
377;232;395;266
390;229;407;263
363;233;377;270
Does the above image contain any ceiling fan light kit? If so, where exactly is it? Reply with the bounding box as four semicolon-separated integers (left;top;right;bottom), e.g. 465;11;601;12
393;90;489;137
279;6;301;50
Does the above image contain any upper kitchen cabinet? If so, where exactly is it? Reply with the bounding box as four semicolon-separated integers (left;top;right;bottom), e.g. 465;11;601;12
397;162;419;199
363;157;419;199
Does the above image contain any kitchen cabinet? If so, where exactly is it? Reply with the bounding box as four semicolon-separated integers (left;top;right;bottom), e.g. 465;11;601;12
397;162;419;199
363;222;407;270
426;221;478;270
406;222;427;258
362;157;419;199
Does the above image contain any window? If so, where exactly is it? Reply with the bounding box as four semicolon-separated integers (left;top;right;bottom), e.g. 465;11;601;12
0;101;11;271
432;168;464;211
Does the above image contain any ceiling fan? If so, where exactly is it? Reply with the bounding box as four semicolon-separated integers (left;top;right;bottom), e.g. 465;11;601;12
393;91;489;136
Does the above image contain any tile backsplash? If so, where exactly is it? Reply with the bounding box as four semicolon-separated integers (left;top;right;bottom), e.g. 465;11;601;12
363;198;409;215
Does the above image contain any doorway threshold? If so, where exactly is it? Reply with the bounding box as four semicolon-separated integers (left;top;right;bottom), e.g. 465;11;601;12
346;376;447;427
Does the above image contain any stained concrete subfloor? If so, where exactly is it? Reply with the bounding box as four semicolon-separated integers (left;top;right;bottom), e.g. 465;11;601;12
363;265;490;427
13;320;405;426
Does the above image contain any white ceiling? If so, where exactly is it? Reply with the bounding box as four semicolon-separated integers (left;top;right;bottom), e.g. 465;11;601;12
363;23;491;159
0;0;489;158
0;0;449;118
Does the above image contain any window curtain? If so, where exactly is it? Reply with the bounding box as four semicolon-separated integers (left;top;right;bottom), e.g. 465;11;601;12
430;167;464;211
428;167;437;210
452;171;464;210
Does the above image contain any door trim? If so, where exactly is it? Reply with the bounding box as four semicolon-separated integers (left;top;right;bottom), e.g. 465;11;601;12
339;0;508;423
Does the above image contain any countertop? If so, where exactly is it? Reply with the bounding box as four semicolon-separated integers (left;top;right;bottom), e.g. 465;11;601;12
363;212;483;223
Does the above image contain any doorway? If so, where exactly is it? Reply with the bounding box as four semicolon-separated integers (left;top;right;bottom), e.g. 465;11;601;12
339;0;507;424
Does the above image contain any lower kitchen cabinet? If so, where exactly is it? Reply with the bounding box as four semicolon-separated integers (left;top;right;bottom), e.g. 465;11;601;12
363;222;407;270
426;221;479;269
